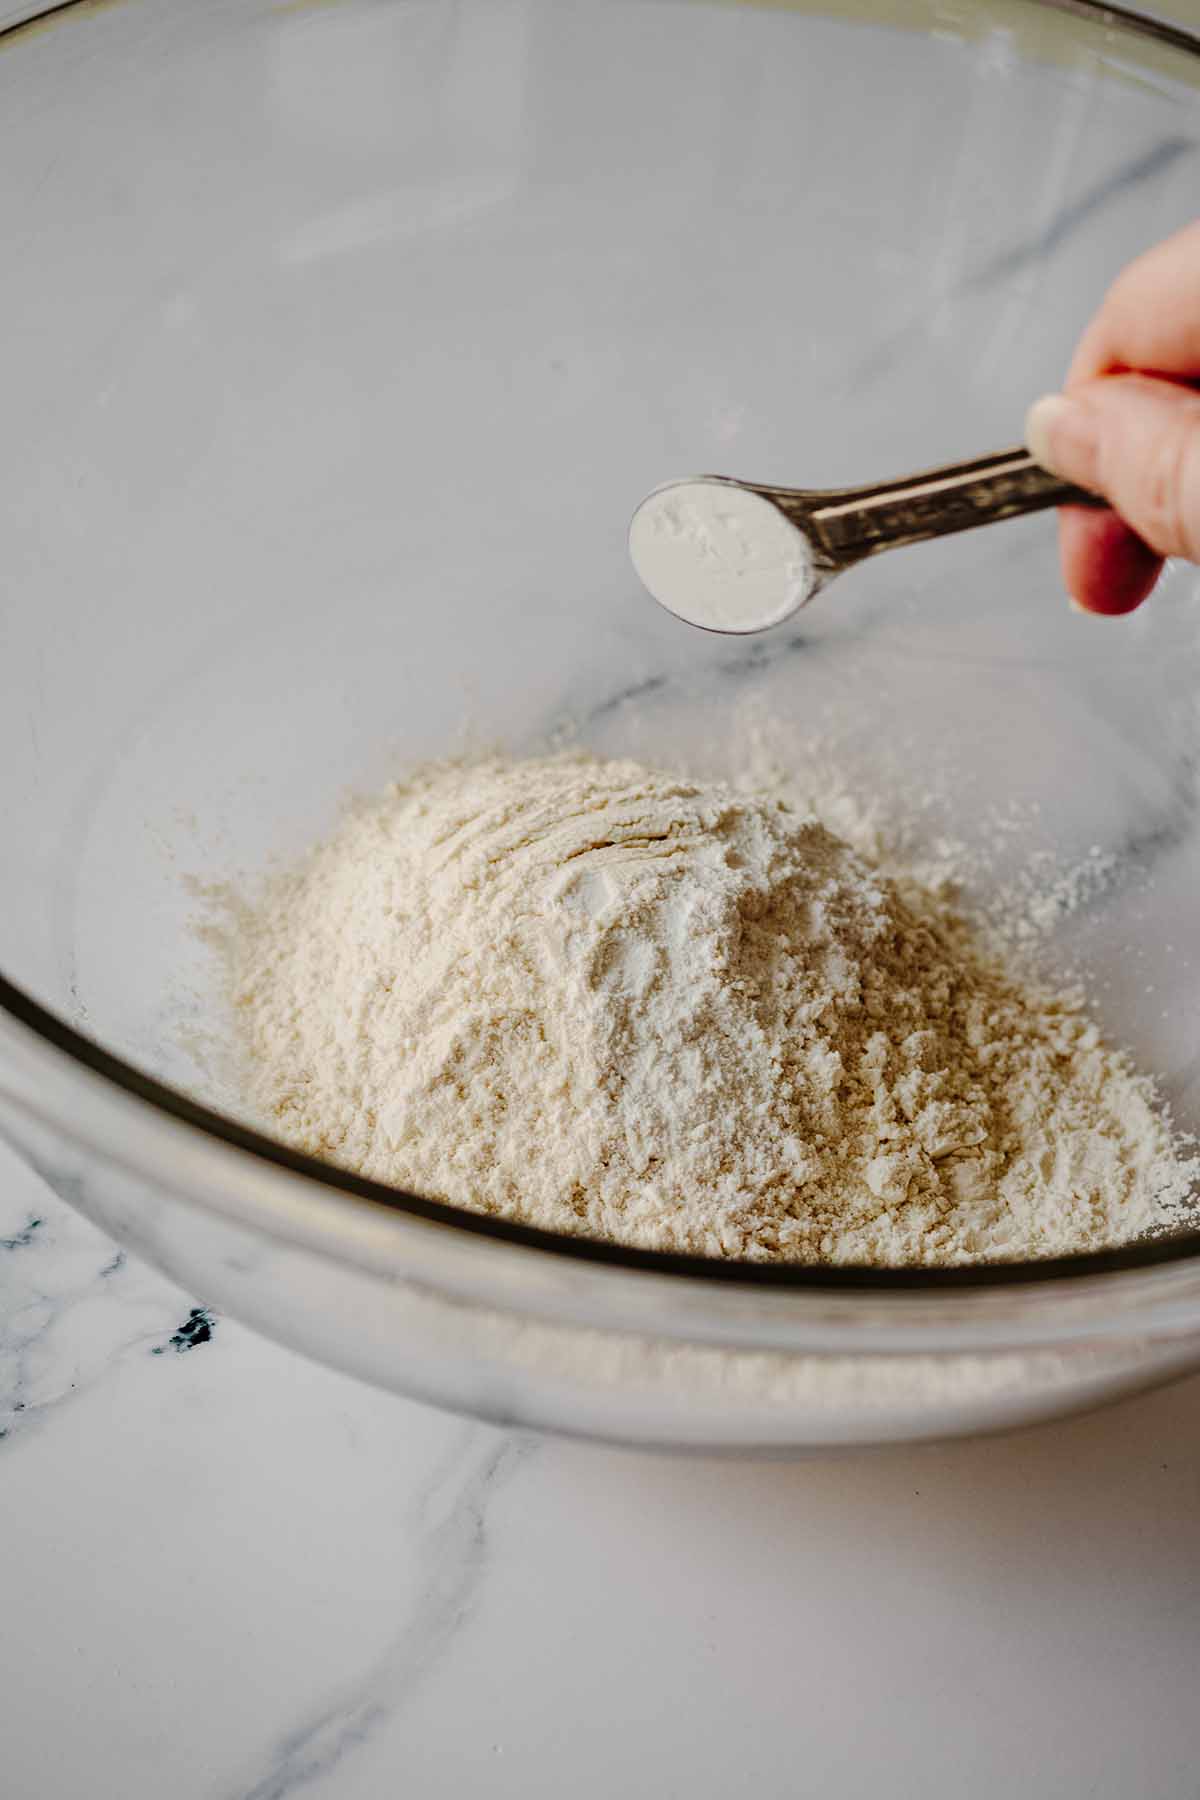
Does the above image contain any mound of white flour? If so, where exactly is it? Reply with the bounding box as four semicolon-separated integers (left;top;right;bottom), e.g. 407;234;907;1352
227;754;1196;1264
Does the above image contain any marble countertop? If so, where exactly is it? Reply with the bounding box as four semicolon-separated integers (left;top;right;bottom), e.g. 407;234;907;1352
2;1138;1198;1800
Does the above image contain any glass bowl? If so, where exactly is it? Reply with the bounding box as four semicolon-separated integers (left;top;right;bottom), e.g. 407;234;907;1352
3;0;1200;1451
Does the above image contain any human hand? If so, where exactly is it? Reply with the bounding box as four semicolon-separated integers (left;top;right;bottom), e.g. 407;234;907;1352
1024;220;1200;615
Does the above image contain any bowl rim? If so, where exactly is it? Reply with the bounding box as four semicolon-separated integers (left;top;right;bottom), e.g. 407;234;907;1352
3;0;1200;1296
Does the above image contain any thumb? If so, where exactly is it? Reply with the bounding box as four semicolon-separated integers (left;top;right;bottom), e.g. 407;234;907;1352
1025;373;1200;564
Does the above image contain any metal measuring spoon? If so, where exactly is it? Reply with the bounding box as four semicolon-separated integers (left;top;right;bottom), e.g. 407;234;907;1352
628;448;1095;634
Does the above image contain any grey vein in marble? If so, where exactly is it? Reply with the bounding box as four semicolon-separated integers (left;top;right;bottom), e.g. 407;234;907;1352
229;1428;535;1800
575;609;888;743
0;1214;42;1251
583;671;667;723
851;134;1196;387
967;136;1194;291
0;1156;202;1446
150;1306;217;1356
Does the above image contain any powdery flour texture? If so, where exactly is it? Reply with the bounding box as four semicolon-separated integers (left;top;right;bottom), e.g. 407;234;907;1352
227;754;1196;1265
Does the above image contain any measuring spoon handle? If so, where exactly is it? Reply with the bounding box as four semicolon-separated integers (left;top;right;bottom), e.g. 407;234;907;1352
783;447;1101;569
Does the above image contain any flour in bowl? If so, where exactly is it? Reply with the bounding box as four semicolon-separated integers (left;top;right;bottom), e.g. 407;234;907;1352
224;753;1197;1265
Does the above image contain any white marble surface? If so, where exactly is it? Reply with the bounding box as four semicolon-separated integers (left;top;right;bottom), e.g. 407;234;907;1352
3;1137;1199;1800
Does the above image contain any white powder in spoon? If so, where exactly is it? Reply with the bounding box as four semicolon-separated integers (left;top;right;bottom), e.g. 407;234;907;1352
223;752;1196;1266
629;481;816;632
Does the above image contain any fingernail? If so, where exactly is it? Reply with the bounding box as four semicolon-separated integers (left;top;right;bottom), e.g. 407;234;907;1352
1067;594;1095;616
1024;393;1097;485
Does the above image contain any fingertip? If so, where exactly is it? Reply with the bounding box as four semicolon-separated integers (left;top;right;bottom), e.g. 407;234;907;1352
1058;506;1162;616
1025;394;1072;477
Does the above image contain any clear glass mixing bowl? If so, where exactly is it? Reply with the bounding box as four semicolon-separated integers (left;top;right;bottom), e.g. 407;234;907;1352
3;0;1200;1450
